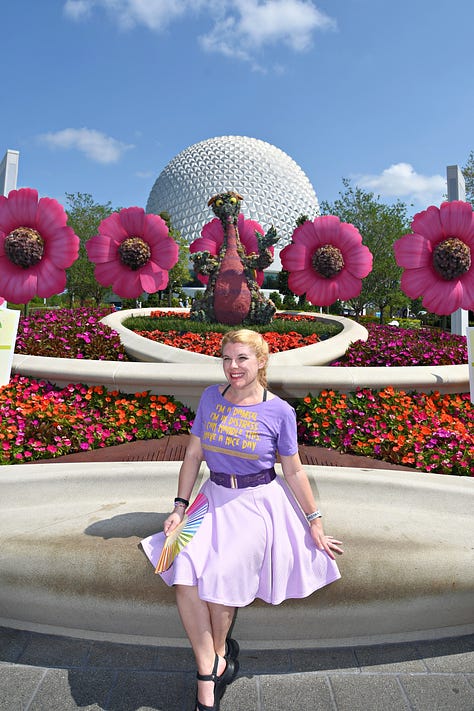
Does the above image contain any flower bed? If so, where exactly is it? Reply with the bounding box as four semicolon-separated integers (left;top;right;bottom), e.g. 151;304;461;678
332;323;468;367
3;307;472;474
15;307;128;360
134;327;320;356
297;388;474;476
0;376;193;464
131;311;325;355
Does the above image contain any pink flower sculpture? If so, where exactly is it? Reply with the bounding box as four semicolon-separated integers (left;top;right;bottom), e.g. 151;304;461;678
190;214;270;286
394;201;474;315
280;215;373;306
86;207;179;299
0;188;80;304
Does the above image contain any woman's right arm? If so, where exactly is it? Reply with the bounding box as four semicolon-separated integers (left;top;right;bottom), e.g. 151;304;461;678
163;434;204;536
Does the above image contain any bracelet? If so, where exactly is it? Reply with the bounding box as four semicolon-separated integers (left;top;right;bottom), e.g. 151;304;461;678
306;509;322;522
174;497;189;508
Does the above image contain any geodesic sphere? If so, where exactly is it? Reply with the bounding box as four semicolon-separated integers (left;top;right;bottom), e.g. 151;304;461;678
146;136;319;246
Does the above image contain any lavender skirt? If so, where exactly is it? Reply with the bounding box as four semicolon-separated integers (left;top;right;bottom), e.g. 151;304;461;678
141;476;341;607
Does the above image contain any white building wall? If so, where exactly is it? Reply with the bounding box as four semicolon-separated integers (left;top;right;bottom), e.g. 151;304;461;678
0;149;19;196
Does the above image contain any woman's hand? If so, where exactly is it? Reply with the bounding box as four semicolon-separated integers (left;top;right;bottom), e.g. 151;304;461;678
309;519;344;559
163;509;185;536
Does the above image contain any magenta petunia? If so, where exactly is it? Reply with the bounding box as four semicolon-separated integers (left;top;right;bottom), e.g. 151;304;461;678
280;215;373;306
393;201;474;315
189;214;270;286
86;207;179;299
0;188;80;304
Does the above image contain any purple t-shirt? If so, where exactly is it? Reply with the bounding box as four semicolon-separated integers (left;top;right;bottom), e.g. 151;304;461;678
191;385;298;475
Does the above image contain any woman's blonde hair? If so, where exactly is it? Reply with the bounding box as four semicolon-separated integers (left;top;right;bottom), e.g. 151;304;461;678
221;329;269;388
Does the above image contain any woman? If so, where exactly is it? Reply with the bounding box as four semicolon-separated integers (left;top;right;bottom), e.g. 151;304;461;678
142;329;343;711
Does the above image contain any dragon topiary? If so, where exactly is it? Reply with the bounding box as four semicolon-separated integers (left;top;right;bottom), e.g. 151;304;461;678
190;192;279;325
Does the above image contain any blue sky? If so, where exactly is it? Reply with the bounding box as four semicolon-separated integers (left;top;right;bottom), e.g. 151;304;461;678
2;0;473;219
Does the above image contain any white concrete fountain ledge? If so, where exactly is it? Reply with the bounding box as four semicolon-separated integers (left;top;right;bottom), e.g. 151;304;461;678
1;462;473;647
11;308;470;410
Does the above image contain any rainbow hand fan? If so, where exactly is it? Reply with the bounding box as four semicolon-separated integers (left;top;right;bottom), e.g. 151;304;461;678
155;493;209;573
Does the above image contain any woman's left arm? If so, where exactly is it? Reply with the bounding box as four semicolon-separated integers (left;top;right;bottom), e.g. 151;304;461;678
280;453;343;559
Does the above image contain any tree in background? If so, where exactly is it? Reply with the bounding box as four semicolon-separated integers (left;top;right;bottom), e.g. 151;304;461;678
320;179;410;322
65;193;118;305
462;151;474;206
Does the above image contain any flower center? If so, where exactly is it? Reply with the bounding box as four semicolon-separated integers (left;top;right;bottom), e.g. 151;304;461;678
432;237;471;280
4;227;44;269
118;237;151;270
312;244;345;278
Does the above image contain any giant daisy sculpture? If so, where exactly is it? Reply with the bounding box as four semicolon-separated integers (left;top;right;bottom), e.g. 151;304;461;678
86;207;179;299
394;200;474;315
189;214;271;286
280;215;373;306
0;188;80;304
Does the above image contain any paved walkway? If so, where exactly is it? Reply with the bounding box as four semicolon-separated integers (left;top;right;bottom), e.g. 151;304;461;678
5;439;472;710
1;626;473;710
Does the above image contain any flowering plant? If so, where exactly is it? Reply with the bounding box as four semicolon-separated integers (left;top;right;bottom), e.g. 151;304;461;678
394;200;474;315
0;188;79;303
280;215;373;306
86;207;179;298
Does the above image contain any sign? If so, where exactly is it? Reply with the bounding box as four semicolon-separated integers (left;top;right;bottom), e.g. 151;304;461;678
468;327;474;404
0;307;20;386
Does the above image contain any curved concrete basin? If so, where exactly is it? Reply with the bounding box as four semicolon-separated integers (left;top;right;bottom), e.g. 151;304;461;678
101;308;368;366
1;462;473;648
12;309;470;408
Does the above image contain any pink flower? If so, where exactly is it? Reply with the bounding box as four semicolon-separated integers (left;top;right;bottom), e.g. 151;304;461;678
189;214;270;286
0;188;80;303
280;216;373;306
394;201;474;315
86;207;179;299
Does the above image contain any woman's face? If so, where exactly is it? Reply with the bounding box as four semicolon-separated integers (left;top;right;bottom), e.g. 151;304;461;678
222;342;265;390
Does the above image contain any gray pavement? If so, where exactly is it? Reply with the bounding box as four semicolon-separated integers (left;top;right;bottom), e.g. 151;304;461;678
0;627;473;711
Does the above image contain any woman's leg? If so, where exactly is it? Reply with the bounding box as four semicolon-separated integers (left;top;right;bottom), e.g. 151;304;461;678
175;585;235;708
208;601;236;658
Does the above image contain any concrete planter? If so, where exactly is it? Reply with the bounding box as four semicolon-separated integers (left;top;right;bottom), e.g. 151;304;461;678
11;309;470;410
100;308;368;366
1;463;472;648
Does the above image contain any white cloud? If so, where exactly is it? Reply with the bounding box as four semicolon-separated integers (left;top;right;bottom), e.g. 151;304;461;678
64;0;208;30
233;0;335;51
39;128;134;164
63;0;94;21
63;0;335;61
354;163;446;208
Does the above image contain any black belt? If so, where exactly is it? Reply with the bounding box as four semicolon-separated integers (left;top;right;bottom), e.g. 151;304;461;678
210;467;276;489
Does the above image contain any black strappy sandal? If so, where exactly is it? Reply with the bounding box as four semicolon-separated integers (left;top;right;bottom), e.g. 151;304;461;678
225;637;240;663
196;654;236;711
